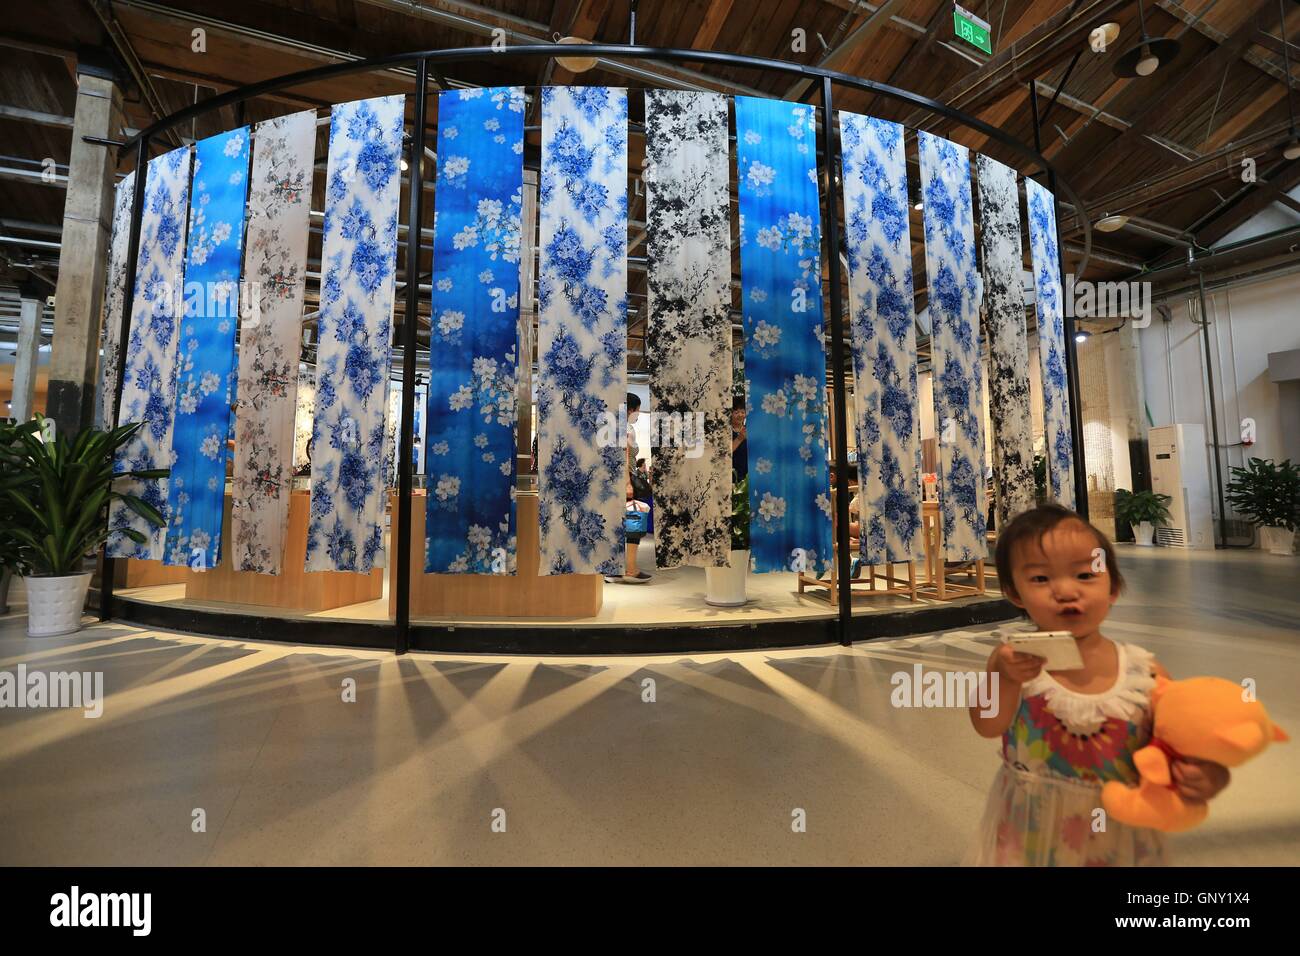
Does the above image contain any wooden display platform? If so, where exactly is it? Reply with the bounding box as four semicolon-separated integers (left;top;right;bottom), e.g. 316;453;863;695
185;491;384;612
116;560;189;588
390;490;602;619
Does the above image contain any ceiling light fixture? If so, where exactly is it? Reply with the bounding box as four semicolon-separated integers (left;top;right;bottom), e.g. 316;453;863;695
1089;22;1120;53
1113;0;1180;78
1095;214;1130;233
554;35;598;73
1075;329;1092;344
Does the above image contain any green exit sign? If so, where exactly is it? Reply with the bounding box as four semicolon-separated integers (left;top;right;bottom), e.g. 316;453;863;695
954;4;993;55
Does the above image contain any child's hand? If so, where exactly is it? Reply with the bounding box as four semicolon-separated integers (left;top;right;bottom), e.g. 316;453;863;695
992;643;1044;685
1172;758;1231;802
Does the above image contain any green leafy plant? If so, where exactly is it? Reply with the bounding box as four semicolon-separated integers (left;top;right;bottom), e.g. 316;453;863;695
730;474;751;552
1114;489;1172;528
0;419;41;575
0;416;168;577
1226;457;1300;532
1032;455;1047;504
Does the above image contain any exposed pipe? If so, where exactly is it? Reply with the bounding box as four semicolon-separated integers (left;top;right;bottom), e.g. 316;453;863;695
1137;224;1300;286
1194;267;1229;549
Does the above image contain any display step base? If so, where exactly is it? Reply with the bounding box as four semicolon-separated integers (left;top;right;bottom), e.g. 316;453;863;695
110;592;1019;654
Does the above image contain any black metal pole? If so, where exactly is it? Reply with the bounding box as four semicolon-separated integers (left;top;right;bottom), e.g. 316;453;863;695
394;60;430;654
1030;82;1088;517
99;136;151;622
1196;268;1229;549
819;76;853;647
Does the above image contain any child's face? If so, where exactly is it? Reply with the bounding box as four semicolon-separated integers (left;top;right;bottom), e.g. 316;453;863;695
1006;521;1117;638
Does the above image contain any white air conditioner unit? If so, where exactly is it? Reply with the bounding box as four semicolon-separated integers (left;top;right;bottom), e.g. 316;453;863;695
1147;424;1214;550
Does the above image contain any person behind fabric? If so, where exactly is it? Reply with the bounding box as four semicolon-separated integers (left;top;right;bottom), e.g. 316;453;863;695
731;395;747;484
966;504;1230;866
606;392;652;585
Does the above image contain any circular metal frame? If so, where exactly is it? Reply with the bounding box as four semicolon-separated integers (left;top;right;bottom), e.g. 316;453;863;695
103;43;1087;654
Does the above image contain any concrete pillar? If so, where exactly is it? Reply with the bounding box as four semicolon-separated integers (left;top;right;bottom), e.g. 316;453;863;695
46;60;124;437
11;281;43;422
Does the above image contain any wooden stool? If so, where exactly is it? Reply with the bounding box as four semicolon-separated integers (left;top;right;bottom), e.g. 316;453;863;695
917;500;986;601
796;480;919;605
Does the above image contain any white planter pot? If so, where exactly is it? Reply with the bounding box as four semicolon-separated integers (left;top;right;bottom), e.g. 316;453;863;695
705;550;749;607
1261;525;1296;556
23;572;92;637
1133;522;1155;546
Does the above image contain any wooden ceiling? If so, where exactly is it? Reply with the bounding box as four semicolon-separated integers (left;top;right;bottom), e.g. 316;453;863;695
3;0;1299;363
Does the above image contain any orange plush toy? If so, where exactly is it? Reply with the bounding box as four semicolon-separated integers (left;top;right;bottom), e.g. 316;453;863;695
1102;676;1289;833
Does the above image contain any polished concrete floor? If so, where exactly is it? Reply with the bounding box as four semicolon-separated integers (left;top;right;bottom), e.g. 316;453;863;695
1;544;1297;865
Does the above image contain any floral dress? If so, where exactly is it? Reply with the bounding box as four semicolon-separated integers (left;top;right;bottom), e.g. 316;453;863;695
968;642;1168;866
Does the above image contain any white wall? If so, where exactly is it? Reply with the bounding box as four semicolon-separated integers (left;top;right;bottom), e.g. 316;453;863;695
1140;268;1300;500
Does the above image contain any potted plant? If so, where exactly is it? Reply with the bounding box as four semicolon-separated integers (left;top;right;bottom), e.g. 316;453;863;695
705;474;750;606
0;418;34;615
1226;457;1300;556
1114;489;1171;546
0;416;167;636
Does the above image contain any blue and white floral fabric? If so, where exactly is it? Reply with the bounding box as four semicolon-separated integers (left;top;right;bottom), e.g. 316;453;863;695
425;86;524;574
734;96;831;575
95;177;135;430
839;112;923;565
107;145;193;560
163;127;250;568
231;109;317;574
976;155;1037;526
305;95;405;573
536;87;628;576
1025;177;1076;510
918;131;986;560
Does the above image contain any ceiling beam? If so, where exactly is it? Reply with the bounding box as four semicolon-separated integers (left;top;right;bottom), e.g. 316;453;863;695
1154;0;1300;86
902;0;1130;133
783;0;907;101
1070;0;1279;198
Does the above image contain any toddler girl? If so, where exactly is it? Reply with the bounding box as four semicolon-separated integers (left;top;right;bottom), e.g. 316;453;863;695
968;504;1229;866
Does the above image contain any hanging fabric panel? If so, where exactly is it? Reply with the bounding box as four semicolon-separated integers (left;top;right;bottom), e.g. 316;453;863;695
1025;177;1077;510
536;87;628;576
918;131;986;560
230;109;316;573
734;95;832;575
95;177;135;431
642;90;732;570
839;112;923;565
976;155;1037;526
162;127;251;568
424;87;524;574
305;95;405;573
107;145;193;560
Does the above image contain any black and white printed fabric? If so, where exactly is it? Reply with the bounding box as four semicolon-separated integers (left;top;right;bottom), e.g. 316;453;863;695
642;90;733;569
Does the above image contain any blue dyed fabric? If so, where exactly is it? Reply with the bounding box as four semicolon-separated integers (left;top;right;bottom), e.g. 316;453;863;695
306;95;405;573
918;131;986;560
734;96;832;575
425;87;524;574
1026;177;1077;510
107;145;193;560
839;112;923;565
536;87;628;576
164;127;250;568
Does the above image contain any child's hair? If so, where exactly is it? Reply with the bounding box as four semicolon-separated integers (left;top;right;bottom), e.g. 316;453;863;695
994;503;1124;598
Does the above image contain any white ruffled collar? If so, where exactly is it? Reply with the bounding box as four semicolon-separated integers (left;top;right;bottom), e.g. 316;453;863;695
1023;642;1157;735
